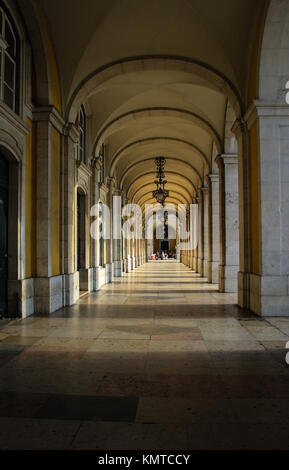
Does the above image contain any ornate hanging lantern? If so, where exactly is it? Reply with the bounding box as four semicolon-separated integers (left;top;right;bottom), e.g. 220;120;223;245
152;157;170;206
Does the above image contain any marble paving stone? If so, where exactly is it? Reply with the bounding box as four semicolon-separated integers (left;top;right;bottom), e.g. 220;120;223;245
0;261;289;449
48;328;103;339
35;394;138;422
241;326;289;341
31;337;96;349
191;423;285;450
205;340;264;352
96;374;185;398
230;398;289;424
151;330;202;341
0;333;10;341
136;397;236;424
98;329;151;340
1;336;43;346
0;391;49;417
0;417;80;450
71;422;189;450
149;340;206;352
87;339;149;352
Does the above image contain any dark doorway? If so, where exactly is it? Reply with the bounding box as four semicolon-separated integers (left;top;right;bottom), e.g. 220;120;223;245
77;190;86;273
161;240;169;252
0;154;8;317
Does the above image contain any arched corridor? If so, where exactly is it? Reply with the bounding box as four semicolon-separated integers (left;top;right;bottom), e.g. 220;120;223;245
0;0;289;451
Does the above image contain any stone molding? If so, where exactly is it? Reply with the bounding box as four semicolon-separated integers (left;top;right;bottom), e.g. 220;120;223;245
63;123;79;143
32;105;65;133
0;101;30;136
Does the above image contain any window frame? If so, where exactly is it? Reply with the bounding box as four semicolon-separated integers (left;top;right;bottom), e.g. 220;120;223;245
0;3;20;114
77;105;86;164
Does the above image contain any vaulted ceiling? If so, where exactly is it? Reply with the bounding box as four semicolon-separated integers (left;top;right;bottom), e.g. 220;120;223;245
38;0;266;207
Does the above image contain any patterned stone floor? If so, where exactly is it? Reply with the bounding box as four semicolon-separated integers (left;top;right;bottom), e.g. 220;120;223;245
0;261;289;450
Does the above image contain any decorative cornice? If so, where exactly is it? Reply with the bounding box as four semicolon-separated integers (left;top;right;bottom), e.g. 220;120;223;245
231;118;247;137
236;101;289;135
32;106;65;134
215;153;238;167
208;173;219;183
63;123;79;143
200;185;208;193
106;176;116;189
113;188;123;197
91;156;102;171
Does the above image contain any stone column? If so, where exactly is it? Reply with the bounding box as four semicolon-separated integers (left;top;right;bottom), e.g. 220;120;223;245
105;177;114;283
216;154;239;292
128;238;133;271
197;190;204;277
113;189;123;277
147;239;154;261
202;186;209;278
232;119;251;308
123;230;129;273
33;107;64;314
133;238;137;268
245;104;289;316
192;198;198;272
207;174;220;284
63;123;79;305
90;158;102;290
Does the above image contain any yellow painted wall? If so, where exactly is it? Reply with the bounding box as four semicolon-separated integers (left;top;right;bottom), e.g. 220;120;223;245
247;2;269;104
36;6;62;113
250;121;261;275
89;176;91;266
51;127;61;276
25;118;37;278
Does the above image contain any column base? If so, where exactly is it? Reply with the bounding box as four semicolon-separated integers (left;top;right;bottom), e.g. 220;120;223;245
7;279;35;319
207;261;218;283
128;257;133;271
64;272;79;306
238;271;250;309
219;265;238;293
203;259;209;279
94;266;106;291
34;275;63;314
197;259;204;277
106;263;114;283
79;268;94;292
249;273;289;317
114;260;123;277
123;259;129;273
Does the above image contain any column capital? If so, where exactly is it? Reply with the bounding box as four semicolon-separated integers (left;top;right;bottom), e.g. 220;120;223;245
215;154;238;168
106;176;116;189
33;105;65;134
91;156;102;171
63;123;79;143
207;173;219;184
244;100;289;130
232;117;247;138
113;188;123;197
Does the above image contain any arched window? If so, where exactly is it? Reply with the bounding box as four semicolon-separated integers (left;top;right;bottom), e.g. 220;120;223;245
99;144;105;183
0;4;19;113
98;202;104;266
77;105;86;164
